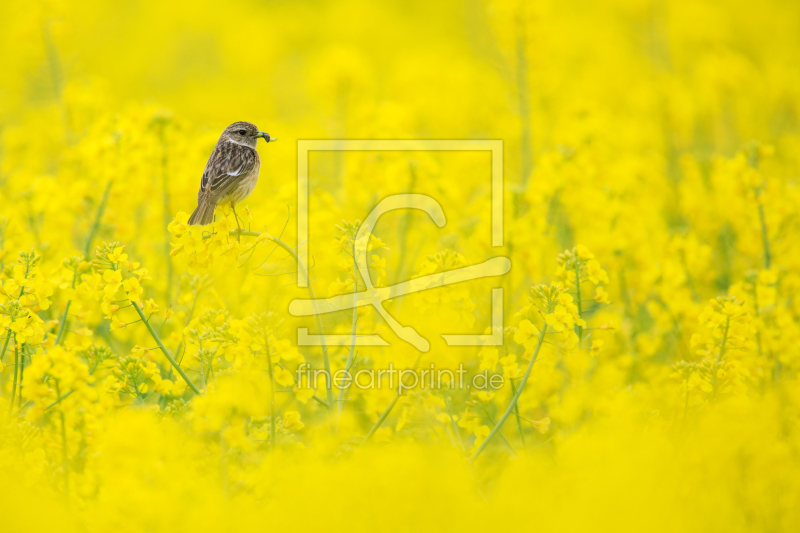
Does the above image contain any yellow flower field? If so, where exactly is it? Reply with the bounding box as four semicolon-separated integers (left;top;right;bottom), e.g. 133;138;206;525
2;0;800;531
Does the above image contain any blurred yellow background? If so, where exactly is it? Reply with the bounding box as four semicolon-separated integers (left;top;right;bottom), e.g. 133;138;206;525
2;0;800;531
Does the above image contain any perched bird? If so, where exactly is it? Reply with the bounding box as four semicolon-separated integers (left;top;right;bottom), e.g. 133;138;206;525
188;121;276;227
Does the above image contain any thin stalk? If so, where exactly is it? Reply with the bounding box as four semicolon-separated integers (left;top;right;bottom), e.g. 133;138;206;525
445;399;466;453
55;268;79;346
715;317;730;364
393;164;418;295
312;394;329;408
361;391;401;445
4;271;28;411
131;301;201;395
47;390;73;410
34;337;106;414
85;181;112;257
514;17;533;217
680;251;700;303
17;349;25;409
132;380;144;402
8;265;31;389
751;283;765;358
509;379;526;448
757;201;771;270
175;290;200;365
0;329;11;364
12;399;32;417
264;336;276;451
0;221;6;272
54;381;70;493
54;301;71;345
337;242;359;420
471;324;547;462
42;20;64;107
361;355;421;446
574;262;583;345
8;340;19;418
712;317;731;401
481;404;517;457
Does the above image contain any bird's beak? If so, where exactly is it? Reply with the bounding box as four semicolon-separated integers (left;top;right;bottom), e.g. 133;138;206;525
257;132;276;143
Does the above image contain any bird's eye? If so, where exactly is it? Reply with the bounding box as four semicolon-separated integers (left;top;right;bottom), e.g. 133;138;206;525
238;129;247;135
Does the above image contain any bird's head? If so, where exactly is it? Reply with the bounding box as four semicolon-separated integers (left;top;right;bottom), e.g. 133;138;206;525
221;121;276;148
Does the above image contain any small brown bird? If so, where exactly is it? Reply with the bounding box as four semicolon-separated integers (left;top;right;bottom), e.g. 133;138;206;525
188;121;276;227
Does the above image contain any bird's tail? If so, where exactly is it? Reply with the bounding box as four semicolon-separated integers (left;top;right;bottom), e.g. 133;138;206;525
188;199;216;226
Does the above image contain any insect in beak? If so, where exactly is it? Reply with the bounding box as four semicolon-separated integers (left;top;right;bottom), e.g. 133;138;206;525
257;132;276;143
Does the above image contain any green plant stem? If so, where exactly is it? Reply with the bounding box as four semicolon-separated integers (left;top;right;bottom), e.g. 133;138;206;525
132;380;144;402
757;201;771;270
17;349;25;409
513;21;533;217
750;283;767;363
8;341;19;418
471;323;547;463
85;181;112;257
175;290;201;365
12;400;32;417
361;391;401;445
715;317;730;364
39;361;102;413
712;317;731;401
337;242;359;420
55;268;79;346
510;379;526;448
445;399;466;453
680;251;700;303
264;336;276;451
393;164;418;289
574;263;583;345
46;390;73;410
481;405;517;457
0;330;11;364
7;267;30;412
0;222;6;272
54;301;71;346
361;355;421;446
232;230;334;412
54;381;70;493
131;301;201;395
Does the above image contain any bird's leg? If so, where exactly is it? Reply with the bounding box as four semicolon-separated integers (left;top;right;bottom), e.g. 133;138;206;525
231;203;242;241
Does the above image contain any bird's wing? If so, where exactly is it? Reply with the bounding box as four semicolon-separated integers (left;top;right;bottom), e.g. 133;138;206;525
200;141;258;203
